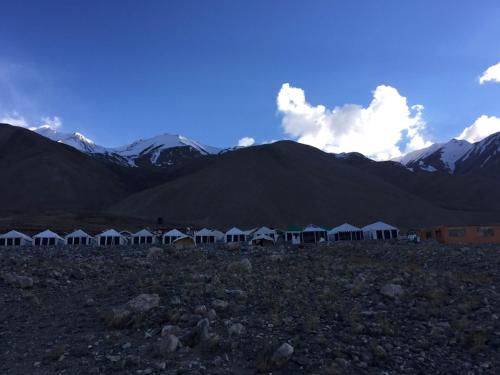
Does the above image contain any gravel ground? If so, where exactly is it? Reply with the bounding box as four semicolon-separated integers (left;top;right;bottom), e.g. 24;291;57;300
1;241;499;374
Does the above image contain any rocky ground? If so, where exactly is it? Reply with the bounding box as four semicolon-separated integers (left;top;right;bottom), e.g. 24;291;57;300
1;241;499;374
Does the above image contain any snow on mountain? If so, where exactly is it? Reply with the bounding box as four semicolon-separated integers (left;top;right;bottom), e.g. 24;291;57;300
435;139;472;172
107;134;222;166
110;134;220;158
33;125;106;153
397;143;443;165
30;126;222;167
400;139;472;173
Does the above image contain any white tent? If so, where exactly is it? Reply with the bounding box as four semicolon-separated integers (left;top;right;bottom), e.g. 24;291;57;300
362;221;399;240
194;228;217;245
96;229;127;246
302;224;328;244
0;230;32;247
328;223;364;242
224;227;247;243
132;229;155;245
33;230;65;247
250;233;276;246
253;226;277;240
65;229;94;246
212;230;225;242
163;229;185;245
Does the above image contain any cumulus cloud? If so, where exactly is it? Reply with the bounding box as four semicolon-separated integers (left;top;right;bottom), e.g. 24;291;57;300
457;115;500;143
479;62;500;84
0;112;62;131
276;83;431;160
238;136;255;147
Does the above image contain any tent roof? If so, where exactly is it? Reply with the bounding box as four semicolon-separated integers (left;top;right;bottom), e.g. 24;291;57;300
254;226;276;235
225;227;244;235
0;230;32;240
212;230;224;238
303;224;326;232
66;229;93;238
250;233;275;243
34;230;64;240
133;229;154;237
362;221;398;231
195;228;215;236
163;229;185;237
98;229;123;237
328;223;361;234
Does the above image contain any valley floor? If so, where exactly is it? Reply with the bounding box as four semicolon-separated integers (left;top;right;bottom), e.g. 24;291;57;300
1;242;499;374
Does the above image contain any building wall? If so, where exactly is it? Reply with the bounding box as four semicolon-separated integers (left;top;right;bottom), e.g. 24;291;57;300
418;225;500;245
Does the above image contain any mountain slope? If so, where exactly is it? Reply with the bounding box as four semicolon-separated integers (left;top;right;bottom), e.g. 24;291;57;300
0;124;152;213
109;141;476;229
455;132;500;178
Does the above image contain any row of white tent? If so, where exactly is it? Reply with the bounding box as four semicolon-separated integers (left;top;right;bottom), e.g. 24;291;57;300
0;221;399;248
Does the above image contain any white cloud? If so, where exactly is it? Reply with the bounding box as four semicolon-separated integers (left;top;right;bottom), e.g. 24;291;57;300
479;62;500;84
457;115;500;143
0;113;62;131
276;83;431;160
37;116;62;130
238;136;255;147
0;112;28;127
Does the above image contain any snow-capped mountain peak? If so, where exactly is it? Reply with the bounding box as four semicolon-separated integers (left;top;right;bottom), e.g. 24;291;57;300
33;126;106;153
400;138;472;173
107;133;221;166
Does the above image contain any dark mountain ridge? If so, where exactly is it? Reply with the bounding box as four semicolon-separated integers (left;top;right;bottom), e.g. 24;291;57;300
1;123;500;230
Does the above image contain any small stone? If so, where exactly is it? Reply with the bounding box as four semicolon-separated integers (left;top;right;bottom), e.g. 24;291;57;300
170;296;181;305
205;308;216;319
212;299;229;310
226;258;252;273
147;247;163;258
127;294;160;313
372;344;387;360
271;343;294;367
122;342;132;349
197;318;211;341
161;325;180;337
228;323;245;336
194;305;207;314
105;307;134;329
157;334;180;355
380;284;404;299
106;354;121;363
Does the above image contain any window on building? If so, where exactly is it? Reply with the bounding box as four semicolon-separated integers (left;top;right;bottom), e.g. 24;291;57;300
477;227;495;237
448;227;465;237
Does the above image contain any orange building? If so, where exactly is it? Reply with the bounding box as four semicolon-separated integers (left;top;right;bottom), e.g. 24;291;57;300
417;224;500;245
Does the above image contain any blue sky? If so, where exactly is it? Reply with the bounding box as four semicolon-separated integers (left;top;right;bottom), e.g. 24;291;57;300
1;1;500;157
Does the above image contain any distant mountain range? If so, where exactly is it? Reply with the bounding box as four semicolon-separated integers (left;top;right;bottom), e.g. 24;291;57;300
32;124;500;177
1;122;500;230
33;126;221;168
